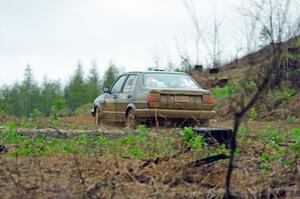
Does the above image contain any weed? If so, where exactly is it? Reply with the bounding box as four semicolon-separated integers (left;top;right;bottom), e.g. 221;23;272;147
49;106;58;128
249;107;257;121
261;163;271;171
74;103;93;116
137;125;148;140
205;143;229;157
290;128;300;153
238;124;249;139
180;128;205;149
256;125;300;171
212;86;230;100
96;134;109;146
188;135;204;149
129;146;144;158
181;127;194;142
268;89;296;106
20;109;43;128
286;115;298;124
257;122;285;144
242;80;257;93
0;110;5;117
211;81;241;100
1;122;22;144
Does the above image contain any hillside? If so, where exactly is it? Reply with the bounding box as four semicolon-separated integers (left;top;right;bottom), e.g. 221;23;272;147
190;36;300;121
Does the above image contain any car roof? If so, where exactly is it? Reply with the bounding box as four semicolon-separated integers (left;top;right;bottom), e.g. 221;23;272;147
123;71;188;75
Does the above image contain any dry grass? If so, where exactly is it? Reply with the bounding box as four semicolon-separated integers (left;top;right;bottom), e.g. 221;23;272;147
0;119;299;198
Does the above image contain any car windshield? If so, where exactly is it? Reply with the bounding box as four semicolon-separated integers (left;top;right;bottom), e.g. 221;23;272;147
143;73;200;89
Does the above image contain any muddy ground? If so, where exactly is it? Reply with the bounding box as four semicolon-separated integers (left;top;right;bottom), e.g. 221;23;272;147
0;149;299;199
0;117;299;199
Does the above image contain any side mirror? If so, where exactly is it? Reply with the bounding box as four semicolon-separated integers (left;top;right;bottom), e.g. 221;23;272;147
102;87;110;93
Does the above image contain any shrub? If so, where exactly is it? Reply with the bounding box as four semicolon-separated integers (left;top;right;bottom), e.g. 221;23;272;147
74;103;93;116
20;108;44;128
181;127;194;142
244;81;257;92
181;128;204;149
212;86;231;100
49;106;58;128
286;115;298;124
290;128;300;152
212;81;241;100
257;122;285;144
268;89;296;106
249;107;257;121
238;124;249;139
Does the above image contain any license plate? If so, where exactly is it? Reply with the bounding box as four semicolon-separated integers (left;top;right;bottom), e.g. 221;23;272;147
175;96;189;103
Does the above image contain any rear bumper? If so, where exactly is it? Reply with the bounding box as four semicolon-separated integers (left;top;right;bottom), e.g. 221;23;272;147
135;108;216;120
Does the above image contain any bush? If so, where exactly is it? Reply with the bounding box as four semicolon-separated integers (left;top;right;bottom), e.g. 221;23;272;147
286;115;298;124
181;128;204;149
268;88;296;106
244;81;257;92
0;110;5;116
49;106;58;128
249;107;257;121
57;107;72;117
20;108;43;128
74;103;93;116
212;81;241;100
290;128;300;152
256;124;299;170
212;86;231;100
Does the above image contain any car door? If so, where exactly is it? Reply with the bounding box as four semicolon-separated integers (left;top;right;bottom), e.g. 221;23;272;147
115;74;137;121
102;75;127;121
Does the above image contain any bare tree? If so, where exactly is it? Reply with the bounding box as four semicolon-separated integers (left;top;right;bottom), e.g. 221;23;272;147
182;0;225;68
225;0;294;197
182;0;211;65
210;12;223;68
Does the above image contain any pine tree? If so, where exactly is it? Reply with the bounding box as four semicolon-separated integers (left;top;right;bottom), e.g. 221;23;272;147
86;63;101;102
40;78;64;116
64;63;87;112
20;65;40;116
103;62;120;88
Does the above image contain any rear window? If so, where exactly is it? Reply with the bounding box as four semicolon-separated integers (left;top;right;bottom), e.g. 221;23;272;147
143;73;200;89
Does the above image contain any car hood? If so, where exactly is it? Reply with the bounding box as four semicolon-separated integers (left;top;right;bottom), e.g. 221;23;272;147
93;93;109;106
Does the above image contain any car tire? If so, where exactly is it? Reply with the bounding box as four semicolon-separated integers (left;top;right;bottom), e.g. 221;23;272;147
95;106;101;126
126;109;136;130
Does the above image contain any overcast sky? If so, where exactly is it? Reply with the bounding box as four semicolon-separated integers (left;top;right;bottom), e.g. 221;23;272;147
0;0;297;86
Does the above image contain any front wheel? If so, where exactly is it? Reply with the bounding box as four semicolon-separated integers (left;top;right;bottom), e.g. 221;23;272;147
95;106;101;126
126;109;136;130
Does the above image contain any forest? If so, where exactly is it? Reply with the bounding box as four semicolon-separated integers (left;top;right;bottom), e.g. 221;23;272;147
0;63;121;117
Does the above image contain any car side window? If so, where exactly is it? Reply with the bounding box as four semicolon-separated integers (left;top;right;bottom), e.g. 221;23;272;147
122;75;137;93
111;75;127;94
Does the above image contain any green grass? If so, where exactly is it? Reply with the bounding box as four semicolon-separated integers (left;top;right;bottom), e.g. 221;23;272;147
181;127;205;149
0;124;219;159
212;81;241;100
1;121;298;175
236;122;299;172
268;88;297;105
255;123;299;169
0;124;180;158
286;115;298;124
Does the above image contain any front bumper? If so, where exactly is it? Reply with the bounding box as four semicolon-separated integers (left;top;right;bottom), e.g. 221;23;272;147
135;108;216;120
91;108;95;117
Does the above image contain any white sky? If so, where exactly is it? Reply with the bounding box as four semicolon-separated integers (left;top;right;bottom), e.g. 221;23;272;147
0;0;298;85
